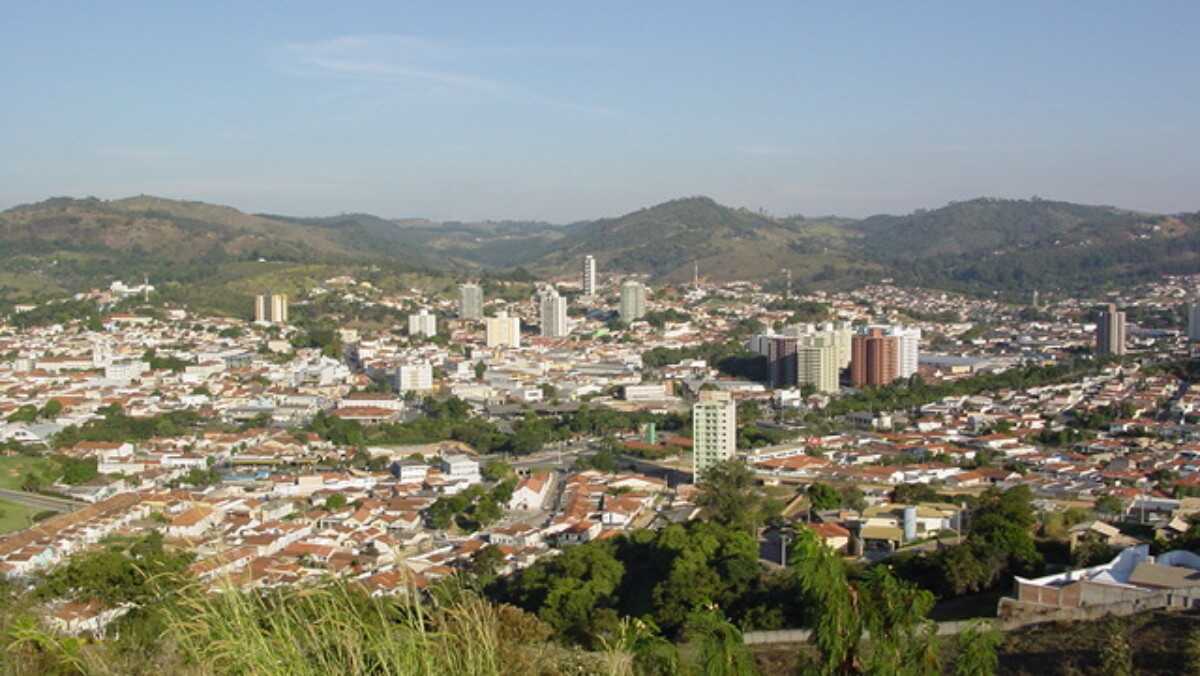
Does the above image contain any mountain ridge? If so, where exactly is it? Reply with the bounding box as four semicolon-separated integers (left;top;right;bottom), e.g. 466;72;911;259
2;193;1197;302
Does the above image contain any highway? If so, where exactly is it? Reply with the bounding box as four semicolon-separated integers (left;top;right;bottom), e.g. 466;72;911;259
0;488;83;513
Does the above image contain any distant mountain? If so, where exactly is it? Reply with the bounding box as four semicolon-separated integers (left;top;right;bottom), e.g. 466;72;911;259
2;192;1197;304
527;196;872;284
847;197;1200;291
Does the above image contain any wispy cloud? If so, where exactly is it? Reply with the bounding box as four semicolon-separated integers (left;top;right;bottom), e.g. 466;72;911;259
279;34;617;116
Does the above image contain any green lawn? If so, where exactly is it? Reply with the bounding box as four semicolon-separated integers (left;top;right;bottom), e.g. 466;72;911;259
0;455;57;490
0;498;38;534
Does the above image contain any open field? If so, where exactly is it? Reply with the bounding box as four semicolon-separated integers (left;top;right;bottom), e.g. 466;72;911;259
0;456;56;490
0;498;38;534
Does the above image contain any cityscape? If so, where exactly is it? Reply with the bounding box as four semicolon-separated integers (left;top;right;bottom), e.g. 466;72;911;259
4;3;1200;675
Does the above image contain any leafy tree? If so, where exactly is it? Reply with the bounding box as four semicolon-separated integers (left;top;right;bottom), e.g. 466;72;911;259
57;456;98;485
682;607;757;676
953;621;1001;676
790;528;940;675
695;460;775;533
482;460;514;483
502;543;625;642
808;482;842;512
1099;618;1133;676
39;400;63;419
1094;494;1125;517
324;493;348;510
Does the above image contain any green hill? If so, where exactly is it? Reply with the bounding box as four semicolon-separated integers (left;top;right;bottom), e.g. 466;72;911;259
3;192;1199;304
529;196;876;286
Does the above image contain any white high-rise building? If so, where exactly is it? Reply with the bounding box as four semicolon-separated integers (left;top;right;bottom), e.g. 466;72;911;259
486;311;521;348
692;390;736;479
253;295;268;324
460;283;484;320
270;294;288;324
539;288;569;338
582;255;597;297
620;280;647;323
1188;302;1200;342
396;362;433;393
408;309;437;338
889;326;921;379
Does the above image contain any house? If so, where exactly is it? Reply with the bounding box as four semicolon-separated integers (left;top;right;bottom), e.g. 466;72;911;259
807;522;851;553
1007;546;1200;617
509;472;553;511
439;454;481;485
46;600;131;638
166;506;219;539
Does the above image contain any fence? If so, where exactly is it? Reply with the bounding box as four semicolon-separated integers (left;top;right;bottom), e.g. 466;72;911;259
742;587;1200;646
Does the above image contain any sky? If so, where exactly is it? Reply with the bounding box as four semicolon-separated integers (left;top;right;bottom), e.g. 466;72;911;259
2;1;1199;222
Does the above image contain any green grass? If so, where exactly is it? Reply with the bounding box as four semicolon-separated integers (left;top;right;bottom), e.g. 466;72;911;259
0;498;38;534
0;456;56;490
0;578;631;676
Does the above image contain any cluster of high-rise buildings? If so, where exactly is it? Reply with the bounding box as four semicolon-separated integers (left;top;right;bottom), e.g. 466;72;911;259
252;294;288;325
749;322;920;391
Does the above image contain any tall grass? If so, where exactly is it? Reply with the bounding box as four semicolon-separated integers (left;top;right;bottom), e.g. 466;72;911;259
162;578;629;676
1;576;633;676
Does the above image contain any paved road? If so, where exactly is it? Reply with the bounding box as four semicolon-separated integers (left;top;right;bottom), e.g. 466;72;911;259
0;488;83;513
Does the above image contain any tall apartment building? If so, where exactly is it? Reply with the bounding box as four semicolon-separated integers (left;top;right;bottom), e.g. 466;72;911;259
1189;302;1200;342
888;326;921;379
270;294;288;324
620;280;647;323
850;328;900;387
692;390;736;479
786;321;853;369
408;309;437;338
797;334;839;394
460;283;484;320
486;311;521;348
396;362;433;393
254;294;288;324
539;287;569;338
582;255;597;297
253;295;268;323
1096;303;1127;356
764;336;799;388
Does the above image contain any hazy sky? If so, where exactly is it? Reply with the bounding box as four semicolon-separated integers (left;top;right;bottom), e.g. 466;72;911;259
2;2;1198;222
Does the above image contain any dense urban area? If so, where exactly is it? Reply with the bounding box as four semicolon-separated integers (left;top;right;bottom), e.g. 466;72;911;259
3;255;1200;674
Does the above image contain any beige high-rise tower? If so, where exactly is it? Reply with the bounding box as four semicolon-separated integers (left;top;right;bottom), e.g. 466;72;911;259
692;390;736;479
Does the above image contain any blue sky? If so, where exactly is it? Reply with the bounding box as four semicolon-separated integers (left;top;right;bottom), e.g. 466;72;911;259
2;1;1198;221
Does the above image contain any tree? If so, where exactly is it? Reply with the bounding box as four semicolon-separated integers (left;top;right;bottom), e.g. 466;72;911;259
695;460;774;533
1094;494;1125;517
954;621;1001;676
324;493;348;510
1185;627;1200;675
808;483;842;512
790;528;941;675
39;399;63;419
482;460;514;483
1098;618;1133;676
474;361;487;381
682;607;757;676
